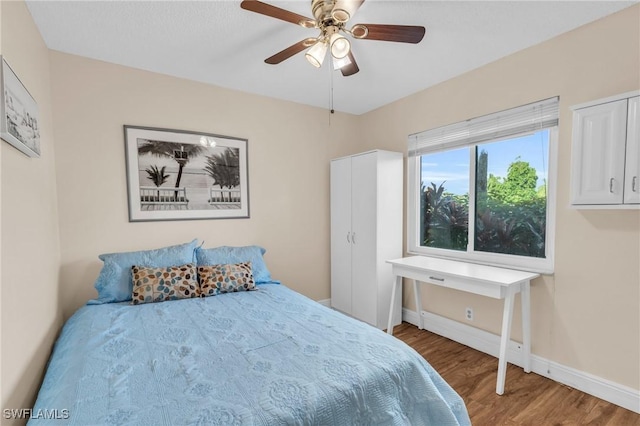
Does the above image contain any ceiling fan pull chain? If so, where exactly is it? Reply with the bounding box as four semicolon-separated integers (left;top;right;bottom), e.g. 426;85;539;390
330;65;335;114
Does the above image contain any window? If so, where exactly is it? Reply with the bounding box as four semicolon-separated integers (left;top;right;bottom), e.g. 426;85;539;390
408;98;558;273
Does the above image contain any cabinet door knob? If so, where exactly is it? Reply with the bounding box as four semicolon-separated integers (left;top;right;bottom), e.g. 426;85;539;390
609;177;615;193
633;176;638;192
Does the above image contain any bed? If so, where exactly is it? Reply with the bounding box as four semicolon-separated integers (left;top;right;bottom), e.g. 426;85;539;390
29;242;470;425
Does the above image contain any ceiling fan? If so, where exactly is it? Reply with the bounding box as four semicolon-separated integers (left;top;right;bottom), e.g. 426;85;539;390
240;0;426;76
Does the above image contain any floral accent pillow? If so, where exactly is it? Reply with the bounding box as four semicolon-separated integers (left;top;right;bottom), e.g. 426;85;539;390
131;263;199;305
198;262;256;297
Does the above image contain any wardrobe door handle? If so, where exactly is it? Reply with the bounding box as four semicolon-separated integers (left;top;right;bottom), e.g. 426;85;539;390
346;232;351;243
352;232;356;244
633;176;638;192
609;178;615;193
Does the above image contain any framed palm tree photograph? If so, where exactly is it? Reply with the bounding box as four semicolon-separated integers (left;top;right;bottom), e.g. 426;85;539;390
124;125;249;221
0;56;40;158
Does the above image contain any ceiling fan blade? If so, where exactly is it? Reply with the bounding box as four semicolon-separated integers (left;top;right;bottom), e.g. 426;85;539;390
241;0;315;27
351;24;426;43
265;38;317;64
340;51;359;77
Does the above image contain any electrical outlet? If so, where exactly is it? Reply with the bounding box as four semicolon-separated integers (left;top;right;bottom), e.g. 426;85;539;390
465;307;474;321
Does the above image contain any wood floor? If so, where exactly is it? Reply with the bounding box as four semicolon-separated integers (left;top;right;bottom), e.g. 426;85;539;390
392;322;640;426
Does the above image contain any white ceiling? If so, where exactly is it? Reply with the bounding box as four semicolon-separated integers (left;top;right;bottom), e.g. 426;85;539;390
25;0;636;115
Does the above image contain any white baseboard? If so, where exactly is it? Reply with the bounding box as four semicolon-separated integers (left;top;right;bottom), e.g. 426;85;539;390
402;308;640;414
317;299;331;308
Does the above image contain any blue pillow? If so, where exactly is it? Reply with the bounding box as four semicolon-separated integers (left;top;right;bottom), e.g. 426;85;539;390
88;239;198;305
195;245;278;285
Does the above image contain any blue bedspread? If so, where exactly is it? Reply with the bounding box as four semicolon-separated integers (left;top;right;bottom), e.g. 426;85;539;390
30;284;470;425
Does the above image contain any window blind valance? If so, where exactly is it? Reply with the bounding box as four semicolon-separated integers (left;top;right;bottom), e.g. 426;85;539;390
408;97;559;157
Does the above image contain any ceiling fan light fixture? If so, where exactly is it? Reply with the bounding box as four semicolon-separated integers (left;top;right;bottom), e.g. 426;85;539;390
331;8;350;23
329;32;350;59
305;40;328;68
332;54;352;70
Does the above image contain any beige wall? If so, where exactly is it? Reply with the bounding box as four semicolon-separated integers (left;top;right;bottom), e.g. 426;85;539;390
49;51;360;319
359;5;640;389
0;0;62;418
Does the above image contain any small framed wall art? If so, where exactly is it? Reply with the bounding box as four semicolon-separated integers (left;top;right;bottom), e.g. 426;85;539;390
124;125;249;222
0;56;40;158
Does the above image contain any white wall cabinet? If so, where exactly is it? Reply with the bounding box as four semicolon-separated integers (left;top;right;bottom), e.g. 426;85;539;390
624;96;640;204
330;150;403;329
571;92;640;207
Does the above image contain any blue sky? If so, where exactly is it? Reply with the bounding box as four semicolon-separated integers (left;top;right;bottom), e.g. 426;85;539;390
420;130;550;195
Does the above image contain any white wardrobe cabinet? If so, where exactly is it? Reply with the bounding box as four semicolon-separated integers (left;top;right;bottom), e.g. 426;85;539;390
570;92;640;207
330;150;403;329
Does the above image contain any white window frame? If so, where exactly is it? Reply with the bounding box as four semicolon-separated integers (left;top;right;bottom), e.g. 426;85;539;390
407;100;558;274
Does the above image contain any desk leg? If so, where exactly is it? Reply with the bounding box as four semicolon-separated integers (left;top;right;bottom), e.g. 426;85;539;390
387;275;402;335
413;279;424;330
496;287;516;395
522;280;531;373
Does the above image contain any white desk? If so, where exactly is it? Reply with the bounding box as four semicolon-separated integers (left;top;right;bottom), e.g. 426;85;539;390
386;256;539;395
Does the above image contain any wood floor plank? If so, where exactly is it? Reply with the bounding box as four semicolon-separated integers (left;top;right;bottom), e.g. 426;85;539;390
391;322;640;425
